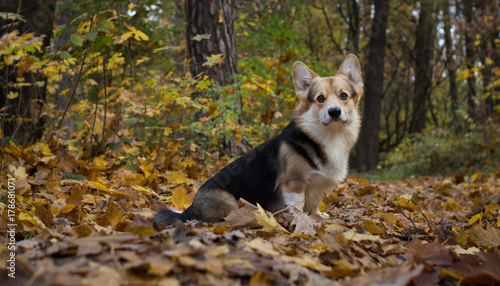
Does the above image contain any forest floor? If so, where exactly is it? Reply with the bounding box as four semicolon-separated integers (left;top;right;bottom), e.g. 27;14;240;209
1;142;500;285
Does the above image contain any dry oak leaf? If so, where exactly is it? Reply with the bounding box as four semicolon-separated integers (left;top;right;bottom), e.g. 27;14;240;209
255;203;290;234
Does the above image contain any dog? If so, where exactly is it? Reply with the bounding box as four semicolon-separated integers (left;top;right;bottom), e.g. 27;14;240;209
155;54;363;225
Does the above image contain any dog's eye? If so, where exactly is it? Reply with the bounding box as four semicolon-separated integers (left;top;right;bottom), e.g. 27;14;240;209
339;92;348;101
317;95;326;103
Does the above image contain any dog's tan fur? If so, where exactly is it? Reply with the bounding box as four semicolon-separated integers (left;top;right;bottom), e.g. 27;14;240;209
154;54;363;225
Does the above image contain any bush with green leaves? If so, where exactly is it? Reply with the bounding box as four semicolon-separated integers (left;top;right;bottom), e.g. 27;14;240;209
383;123;499;178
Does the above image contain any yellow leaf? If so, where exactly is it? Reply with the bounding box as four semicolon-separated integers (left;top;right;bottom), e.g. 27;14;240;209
60;204;76;214
445;200;460;211
93;156;109;170
166;171;190;184
171;187;193;210
441;268;465;280
342;229;380;242
37;143;53;156
88;181;109;192
203;54;224;67
128;3;137;9
7;91;18;99
8;165;28;178
19;212;44;227
468;212;482;225
132;185;160;199
254;204;290;234
245;238;280;256
105;201;124;227
457;233;469;244
363;220;385;234
471;172;482;182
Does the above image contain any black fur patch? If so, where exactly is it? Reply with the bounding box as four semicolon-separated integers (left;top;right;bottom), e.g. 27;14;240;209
347;81;356;98
307;81;319;102
285;121;327;168
286;140;319;169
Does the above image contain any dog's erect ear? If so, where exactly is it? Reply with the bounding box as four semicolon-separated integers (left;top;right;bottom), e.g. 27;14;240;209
293;62;318;95
337;54;362;87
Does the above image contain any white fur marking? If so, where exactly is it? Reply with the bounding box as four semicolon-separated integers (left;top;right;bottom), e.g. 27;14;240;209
298;108;360;185
169;208;182;214
282;192;305;212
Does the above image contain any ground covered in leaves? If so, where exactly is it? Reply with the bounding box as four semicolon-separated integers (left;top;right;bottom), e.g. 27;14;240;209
1;142;500;285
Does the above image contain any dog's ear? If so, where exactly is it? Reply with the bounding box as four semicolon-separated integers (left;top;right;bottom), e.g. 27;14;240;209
337;54;362;88
293;62;318;96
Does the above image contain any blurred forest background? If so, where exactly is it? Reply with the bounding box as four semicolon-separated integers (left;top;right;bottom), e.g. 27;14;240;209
1;0;499;179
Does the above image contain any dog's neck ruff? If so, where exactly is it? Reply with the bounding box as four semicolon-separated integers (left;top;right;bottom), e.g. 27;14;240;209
295;109;360;168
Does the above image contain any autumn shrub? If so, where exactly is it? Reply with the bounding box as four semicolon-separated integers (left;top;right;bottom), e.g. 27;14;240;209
383;122;499;178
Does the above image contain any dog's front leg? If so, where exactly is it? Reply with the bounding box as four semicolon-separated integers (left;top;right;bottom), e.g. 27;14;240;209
279;176;307;212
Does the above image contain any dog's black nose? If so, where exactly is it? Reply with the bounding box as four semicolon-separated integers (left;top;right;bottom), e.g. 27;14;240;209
328;107;341;118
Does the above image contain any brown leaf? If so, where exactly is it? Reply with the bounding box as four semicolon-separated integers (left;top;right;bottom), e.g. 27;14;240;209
105;201;124;228
446;252;500;284
66;187;85;205
345;264;424;286
467;223;500;249
291;208;320;236
35;204;54;227
405;241;452;266
224;198;259;228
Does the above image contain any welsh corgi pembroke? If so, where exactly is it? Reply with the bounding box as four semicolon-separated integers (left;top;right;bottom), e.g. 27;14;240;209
155;54;363;225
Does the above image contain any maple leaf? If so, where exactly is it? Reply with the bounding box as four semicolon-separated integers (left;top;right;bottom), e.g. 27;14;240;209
192;34;210;41
203;54;224;67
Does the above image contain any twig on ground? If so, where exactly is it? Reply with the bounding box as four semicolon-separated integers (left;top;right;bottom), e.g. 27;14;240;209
419;209;433;232
273;199;306;216
392;202;422;235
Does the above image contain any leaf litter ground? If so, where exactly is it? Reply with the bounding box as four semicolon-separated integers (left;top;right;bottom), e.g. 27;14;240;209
1;142;500;285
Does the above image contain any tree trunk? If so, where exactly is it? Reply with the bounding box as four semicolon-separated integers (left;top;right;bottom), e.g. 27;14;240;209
475;1;494;117
0;0;56;143
463;0;477;121
409;0;436;133
185;0;238;86
442;0;460;130
356;0;389;172
337;0;360;53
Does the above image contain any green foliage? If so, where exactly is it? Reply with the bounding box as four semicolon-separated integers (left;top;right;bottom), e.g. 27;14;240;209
383;123;500;178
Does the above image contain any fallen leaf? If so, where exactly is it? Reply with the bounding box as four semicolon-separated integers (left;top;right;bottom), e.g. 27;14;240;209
291;208;320;236
345;264;424;286
255;204;290;234
225;198;259;228
467;223;500;249
342;229;380;243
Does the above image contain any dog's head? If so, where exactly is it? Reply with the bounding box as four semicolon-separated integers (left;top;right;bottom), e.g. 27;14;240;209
292;54;363;126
